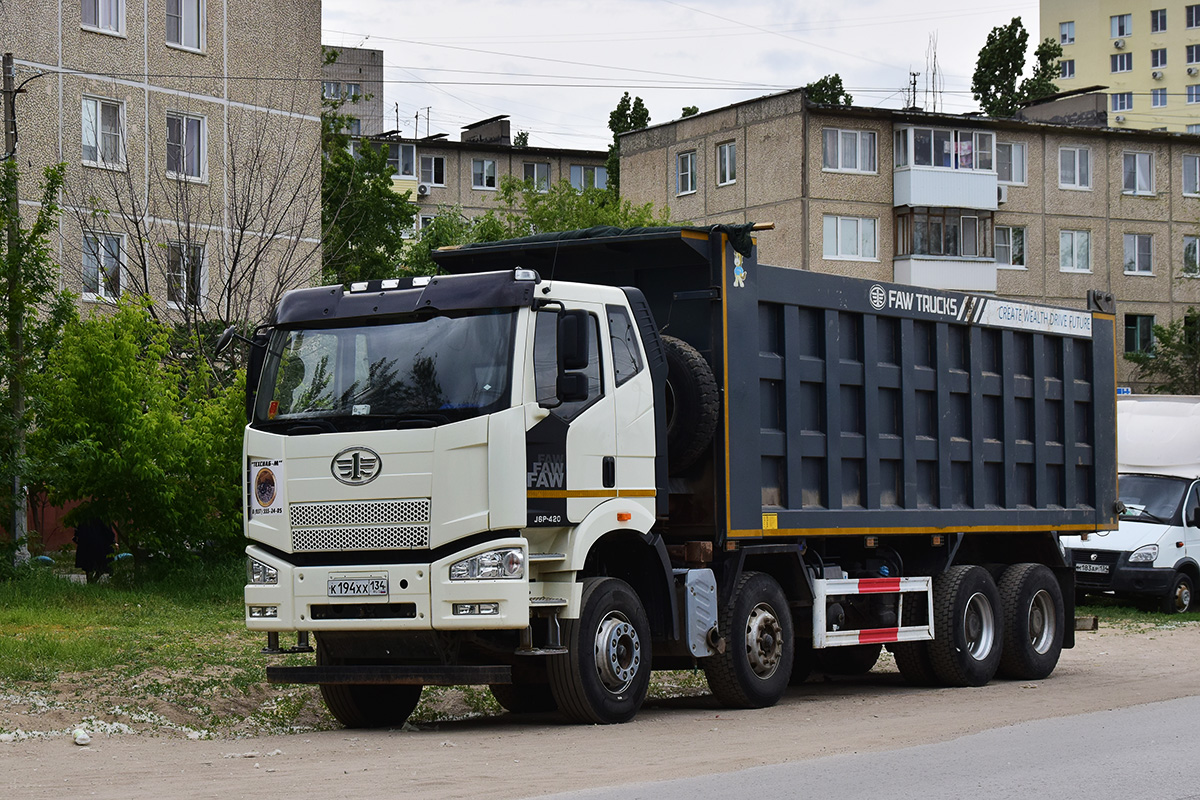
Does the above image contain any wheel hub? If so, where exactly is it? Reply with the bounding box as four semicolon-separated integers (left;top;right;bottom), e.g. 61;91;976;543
745;603;783;679
595;612;641;693
962;592;995;661
1028;588;1056;654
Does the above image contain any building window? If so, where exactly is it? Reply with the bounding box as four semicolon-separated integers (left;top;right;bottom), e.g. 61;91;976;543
1152;49;1168;68
1185;235;1200;276
676;150;696;195
1060;60;1075;79
822;215;877;259
569;164;607;190
1152;8;1167;32
1111;53;1133;72
1185;154;1200;195
167;243;203;307
1123;152;1154;194
165;112;204;179
1059;147;1091;189
1189;4;1200;28
472;157;497;190
346;118;361;137
1189;86;1200;103
1125;314;1155;354
908;128;993;171
420;215;435;230
389;143;415;178
322;81;340;100
1060;21;1075;44
522;161;549;192
1124;233;1154;273
822;128;877;173
716;141;736;185
82;232;121;300
166;0;202;50
1112;92;1134;111
421;154;445;186
81;97;123;168
895;208;991;258
1190;45;1200;64
1153;88;1168;107
345;83;361;100
1190;124;1200;133
894;130;909;167
995;227;1026;268
82;0;121;32
1060;230;1091;272
996;142;1026;184
1112;13;1132;37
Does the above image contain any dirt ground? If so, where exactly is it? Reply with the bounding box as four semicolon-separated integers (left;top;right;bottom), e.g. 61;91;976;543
1;621;1198;800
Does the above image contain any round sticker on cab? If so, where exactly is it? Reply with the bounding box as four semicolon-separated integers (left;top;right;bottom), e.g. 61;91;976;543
249;459;286;517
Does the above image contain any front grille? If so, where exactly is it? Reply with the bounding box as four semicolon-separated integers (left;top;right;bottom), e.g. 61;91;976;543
291;499;430;528
290;499;431;552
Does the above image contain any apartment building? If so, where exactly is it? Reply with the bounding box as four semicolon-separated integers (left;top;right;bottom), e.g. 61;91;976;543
619;88;1200;389
365;116;608;232
4;0;324;325
1043;0;1200;132
322;46;384;137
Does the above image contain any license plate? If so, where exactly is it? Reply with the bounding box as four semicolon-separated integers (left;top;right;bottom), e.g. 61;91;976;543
1075;563;1110;574
328;577;389;596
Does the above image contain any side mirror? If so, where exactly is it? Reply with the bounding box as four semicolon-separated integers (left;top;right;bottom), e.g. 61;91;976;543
557;309;590;371
557;372;589;403
215;325;238;356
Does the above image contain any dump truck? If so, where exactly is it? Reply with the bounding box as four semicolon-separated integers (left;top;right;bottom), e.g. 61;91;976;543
1064;395;1200;613
231;225;1119;727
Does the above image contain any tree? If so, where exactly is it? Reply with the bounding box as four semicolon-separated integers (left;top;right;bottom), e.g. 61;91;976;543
405;176;671;273
0;162;75;557
1125;308;1200;394
29;301;245;569
804;74;853;106
971;17;1062;117
605;92;650;194
681;106;700;118
321;102;417;286
513;130;530;147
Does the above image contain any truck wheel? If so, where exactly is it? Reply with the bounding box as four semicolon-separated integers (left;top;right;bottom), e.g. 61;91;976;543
316;641;423;728
997;564;1064;680
816;643;882;676
891;641;940;686
548;577;652;724
1161;572;1195;614
661;336;719;474
704;571;794;708
489;682;558;714
929;565;1003;687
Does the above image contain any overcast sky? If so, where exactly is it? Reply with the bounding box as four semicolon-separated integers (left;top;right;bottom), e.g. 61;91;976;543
321;0;1043;152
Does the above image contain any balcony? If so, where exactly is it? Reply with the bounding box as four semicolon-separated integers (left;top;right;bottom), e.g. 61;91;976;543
894;167;998;210
894;255;997;292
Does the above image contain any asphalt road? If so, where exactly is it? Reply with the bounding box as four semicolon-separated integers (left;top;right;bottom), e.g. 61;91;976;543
544;695;1200;800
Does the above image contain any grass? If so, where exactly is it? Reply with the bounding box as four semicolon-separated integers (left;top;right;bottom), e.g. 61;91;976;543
1;562;1195;738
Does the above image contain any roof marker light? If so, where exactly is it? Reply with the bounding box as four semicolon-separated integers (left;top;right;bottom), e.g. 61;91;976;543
350;282;368;293
412;276;432;287
514;269;539;282
381;279;400;290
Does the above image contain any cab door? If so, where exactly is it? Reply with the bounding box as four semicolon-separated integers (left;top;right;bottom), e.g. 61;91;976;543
525;304;616;527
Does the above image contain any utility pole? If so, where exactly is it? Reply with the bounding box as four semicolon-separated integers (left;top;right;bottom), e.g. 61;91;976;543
2;52;29;564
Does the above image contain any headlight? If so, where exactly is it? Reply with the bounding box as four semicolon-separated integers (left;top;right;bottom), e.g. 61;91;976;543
449;548;524;580
1129;544;1159;563
247;557;279;584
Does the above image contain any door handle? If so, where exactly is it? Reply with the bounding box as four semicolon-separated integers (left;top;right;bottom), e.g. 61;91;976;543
603;456;615;488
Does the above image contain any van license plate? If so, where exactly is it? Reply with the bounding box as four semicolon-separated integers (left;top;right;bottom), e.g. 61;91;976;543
328;578;389;596
1075;563;1110;574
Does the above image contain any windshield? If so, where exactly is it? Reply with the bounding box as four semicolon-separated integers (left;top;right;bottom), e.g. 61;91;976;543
254;310;517;433
1118;474;1191;525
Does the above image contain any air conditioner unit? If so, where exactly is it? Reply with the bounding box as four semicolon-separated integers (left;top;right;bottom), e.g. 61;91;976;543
1189;66;1199;76
416;183;431;197
997;184;1009;204
1114;38;1126;49
1114;114;1126;123
1152;70;1164;80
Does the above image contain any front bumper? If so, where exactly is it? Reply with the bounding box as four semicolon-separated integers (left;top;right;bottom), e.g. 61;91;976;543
1073;550;1175;598
244;538;531;632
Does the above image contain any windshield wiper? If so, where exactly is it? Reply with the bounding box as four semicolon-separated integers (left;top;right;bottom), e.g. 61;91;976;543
1121;509;1171;524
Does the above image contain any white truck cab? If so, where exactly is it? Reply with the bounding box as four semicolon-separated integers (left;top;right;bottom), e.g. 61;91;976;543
1062;396;1200;613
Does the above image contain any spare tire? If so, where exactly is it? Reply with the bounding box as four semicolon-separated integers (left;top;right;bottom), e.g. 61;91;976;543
661;335;719;474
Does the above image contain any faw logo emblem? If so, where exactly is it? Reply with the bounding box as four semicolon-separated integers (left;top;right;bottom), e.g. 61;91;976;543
331;447;381;486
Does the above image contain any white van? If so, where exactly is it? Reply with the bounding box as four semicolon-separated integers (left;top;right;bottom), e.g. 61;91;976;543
1062;395;1200;613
